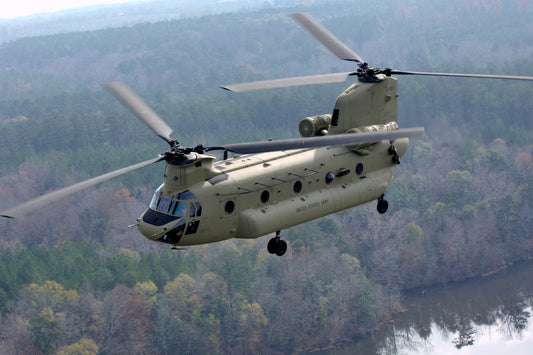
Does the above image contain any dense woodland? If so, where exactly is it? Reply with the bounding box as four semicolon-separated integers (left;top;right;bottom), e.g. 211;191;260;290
0;0;532;353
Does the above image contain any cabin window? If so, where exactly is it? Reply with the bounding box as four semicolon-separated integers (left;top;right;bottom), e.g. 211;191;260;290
225;201;235;215
356;163;364;175
325;172;335;184
261;190;270;203
293;181;303;194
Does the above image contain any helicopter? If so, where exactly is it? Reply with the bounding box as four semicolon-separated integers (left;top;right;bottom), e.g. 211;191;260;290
1;13;532;256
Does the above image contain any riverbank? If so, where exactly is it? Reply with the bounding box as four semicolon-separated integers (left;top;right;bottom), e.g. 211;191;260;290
313;260;533;354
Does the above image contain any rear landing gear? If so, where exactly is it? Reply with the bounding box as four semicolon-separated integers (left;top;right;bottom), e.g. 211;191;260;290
268;231;288;256
377;194;389;214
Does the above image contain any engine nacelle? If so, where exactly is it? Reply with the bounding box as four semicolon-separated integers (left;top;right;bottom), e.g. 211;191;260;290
299;114;332;137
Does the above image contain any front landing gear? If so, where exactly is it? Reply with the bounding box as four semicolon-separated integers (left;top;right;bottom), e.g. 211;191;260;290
377;194;389;214
267;231;288;256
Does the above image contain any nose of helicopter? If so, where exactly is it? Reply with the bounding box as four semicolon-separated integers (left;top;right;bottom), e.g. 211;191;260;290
137;217;164;241
136;209;169;241
137;208;185;244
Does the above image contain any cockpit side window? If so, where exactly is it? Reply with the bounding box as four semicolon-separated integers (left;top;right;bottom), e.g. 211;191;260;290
149;194;159;210
194;201;202;217
149;185;163;210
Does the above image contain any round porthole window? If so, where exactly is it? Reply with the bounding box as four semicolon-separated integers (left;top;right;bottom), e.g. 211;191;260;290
325;172;335;184
356;163;364;175
293;181;303;194
261;190;270;203
224;201;235;214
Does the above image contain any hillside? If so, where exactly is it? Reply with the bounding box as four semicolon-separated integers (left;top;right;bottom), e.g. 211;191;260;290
0;0;287;41
0;0;532;353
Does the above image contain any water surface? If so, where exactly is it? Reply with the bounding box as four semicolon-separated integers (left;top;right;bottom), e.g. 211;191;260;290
318;261;533;354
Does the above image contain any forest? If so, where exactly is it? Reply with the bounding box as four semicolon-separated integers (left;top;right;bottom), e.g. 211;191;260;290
0;0;532;353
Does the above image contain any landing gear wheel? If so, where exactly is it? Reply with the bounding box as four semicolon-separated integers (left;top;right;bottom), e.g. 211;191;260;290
267;231;288;256
275;240;287;256
267;238;278;254
377;195;389;214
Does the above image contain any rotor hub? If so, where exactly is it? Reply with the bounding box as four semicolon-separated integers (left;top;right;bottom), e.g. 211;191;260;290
164;149;197;165
356;63;391;83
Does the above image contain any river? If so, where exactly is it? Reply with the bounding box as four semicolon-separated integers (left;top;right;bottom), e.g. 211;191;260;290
315;261;533;354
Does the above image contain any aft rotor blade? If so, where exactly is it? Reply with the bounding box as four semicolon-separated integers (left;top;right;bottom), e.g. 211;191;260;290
391;70;533;81
1;156;163;219
291;13;363;63
210;127;424;154
106;82;174;144
221;72;355;92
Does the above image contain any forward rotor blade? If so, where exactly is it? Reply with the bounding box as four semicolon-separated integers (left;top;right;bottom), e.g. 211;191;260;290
221;72;355;92
1;156;163;219
210;127;424;155
391;70;533;81
291;13;363;63
106;82;174;144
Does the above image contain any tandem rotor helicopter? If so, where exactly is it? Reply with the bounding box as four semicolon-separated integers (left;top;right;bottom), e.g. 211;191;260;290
2;13;533;256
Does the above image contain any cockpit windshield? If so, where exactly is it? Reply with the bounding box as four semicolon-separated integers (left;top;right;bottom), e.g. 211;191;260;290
168;200;187;216
149;185;202;218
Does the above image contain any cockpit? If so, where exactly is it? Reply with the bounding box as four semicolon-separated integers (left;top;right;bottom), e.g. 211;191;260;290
150;186;202;218
143;185;203;244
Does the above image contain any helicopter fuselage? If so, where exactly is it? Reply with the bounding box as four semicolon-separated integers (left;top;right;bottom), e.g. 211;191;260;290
137;137;408;247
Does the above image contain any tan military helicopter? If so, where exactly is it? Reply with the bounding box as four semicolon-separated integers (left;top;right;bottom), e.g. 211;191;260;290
2;13;532;256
